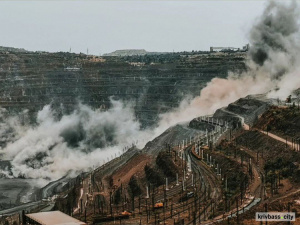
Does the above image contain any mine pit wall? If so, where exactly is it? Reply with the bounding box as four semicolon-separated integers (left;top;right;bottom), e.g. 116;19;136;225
236;103;270;128
52;147;139;202
214;97;271;130
0;51;247;127
247;103;270;127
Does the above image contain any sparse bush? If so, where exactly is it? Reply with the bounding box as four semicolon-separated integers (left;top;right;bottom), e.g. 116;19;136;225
144;165;164;187
227;170;248;193
128;175;141;197
114;187;121;205
156;151;179;180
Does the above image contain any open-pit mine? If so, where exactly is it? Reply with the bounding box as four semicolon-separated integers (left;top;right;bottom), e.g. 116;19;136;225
1;1;300;225
1;44;300;225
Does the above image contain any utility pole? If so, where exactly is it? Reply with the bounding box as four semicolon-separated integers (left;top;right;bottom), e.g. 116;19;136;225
288;202;291;225
110;191;113;215
265;203;268;225
139;196;141;214
236;197;239;224
146;199;149;223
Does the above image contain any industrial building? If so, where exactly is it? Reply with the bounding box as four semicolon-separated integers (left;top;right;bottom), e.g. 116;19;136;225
24;211;86;225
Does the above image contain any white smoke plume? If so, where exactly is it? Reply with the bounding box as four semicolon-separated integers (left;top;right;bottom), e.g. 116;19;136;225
250;0;300;98
1;0;300;186
0;100;152;185
155;0;300;130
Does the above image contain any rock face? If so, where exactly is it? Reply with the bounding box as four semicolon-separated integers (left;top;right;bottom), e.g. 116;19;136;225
0;50;247;127
189;119;215;131
103;49;148;56
214;94;270;126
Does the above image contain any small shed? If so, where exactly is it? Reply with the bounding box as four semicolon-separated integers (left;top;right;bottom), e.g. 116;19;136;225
25;211;86;225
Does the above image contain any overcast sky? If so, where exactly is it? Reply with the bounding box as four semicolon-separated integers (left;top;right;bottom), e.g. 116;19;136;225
0;1;268;55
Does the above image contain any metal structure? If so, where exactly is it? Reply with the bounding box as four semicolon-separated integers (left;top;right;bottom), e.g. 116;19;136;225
210;44;249;52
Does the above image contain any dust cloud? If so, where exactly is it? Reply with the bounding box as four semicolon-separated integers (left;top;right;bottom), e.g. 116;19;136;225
1;0;299;185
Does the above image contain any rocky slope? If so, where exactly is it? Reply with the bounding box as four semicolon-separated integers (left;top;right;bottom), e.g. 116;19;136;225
0;50;246;127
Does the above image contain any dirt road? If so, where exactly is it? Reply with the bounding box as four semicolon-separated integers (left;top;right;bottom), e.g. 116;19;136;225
259;130;295;148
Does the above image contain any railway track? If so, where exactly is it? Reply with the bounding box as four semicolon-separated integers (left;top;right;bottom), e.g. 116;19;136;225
151;145;223;224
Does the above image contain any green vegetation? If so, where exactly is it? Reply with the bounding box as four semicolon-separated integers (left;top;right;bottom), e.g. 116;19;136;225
156;151;179;181
128;175;141;197
215;140;249;193
114;187;121;205
144;164;164;187
255;106;300;138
